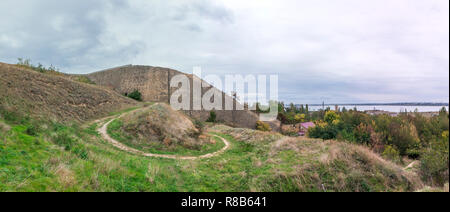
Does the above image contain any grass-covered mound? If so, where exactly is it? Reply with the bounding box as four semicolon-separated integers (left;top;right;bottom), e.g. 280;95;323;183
107;103;223;156
209;125;423;192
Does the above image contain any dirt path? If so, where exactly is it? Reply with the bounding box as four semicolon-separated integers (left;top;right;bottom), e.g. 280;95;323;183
97;111;230;160
404;161;419;171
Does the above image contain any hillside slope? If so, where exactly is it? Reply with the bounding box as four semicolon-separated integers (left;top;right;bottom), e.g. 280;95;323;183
208;125;423;191
0;107;424;191
0;62;136;123
86;65;260;129
0;62;426;192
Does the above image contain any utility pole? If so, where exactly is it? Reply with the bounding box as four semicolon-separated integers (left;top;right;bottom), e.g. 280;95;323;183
167;70;171;104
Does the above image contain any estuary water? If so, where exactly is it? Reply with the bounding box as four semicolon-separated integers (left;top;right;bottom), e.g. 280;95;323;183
306;105;448;112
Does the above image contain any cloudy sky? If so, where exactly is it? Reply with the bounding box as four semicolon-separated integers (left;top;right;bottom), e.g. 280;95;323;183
0;0;448;103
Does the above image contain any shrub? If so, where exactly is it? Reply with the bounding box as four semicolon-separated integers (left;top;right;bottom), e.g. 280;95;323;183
194;120;204;131
324;110;340;124
127;90;142;101
73;145;89;160
336;129;356;142
420;132;449;186
294;114;305;123
25;124;39;136
206;111;217;123
389;121;421;157
53;132;76;151
193;120;204;137
382;145;401;163
308;121;338;140
354;123;372;145
74;76;96;85
17;58;62;75
256;121;271;132
0;107;22;124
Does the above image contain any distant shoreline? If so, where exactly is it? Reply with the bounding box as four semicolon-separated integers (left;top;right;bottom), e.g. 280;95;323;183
299;103;449;107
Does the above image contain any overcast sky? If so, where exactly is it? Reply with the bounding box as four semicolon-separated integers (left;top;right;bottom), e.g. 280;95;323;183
0;0;448;103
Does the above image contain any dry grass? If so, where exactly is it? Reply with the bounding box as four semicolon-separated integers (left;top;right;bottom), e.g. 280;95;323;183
54;164;76;188
0;62;136;123
210;124;423;191
0;121;10;133
208;124;283;145
146;163;161;184
417;183;449;192
120;103;200;147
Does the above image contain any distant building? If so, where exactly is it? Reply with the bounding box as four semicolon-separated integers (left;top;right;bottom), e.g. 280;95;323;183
298;122;315;136
365;110;398;117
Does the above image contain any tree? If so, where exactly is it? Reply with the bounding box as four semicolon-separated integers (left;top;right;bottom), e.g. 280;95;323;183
324;110;340;124
305;104;310;121
299;104;305;114
288;103;296;113
389;121;421;157
294;114;305;123
439;107;448;116
278;102;285;113
420;131;449;185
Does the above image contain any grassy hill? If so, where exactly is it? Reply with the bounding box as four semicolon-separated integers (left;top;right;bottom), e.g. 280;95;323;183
0;62;429;192
0;106;423;191
0;62;136;123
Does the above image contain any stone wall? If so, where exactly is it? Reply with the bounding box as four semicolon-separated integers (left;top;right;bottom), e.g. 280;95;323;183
86;65;259;129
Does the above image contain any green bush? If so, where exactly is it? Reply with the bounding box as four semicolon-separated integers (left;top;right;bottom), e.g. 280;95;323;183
73;145;89;160
206;111;217;123
389;121;421;157
25;124;39;136
382;145;401;163
308;122;338;140
53;132;76;151
127;90;142;101
420;132;449;186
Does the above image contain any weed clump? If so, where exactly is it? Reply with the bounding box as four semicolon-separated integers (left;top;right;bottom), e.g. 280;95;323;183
206;111;217;123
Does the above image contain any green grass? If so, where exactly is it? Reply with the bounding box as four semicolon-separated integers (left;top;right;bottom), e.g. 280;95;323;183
107;119;225;156
0;106;421;192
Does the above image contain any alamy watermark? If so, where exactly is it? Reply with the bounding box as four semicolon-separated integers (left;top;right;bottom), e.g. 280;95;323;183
169;67;279;121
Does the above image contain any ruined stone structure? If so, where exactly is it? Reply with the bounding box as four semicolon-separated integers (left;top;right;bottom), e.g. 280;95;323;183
86;65;259;128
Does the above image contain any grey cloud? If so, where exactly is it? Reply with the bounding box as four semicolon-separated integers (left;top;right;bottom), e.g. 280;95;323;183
0;0;448;103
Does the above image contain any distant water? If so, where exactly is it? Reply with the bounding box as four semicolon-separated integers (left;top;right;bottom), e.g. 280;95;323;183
306;105;449;113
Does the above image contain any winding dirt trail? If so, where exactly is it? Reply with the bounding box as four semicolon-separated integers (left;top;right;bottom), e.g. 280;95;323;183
97;111;230;160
